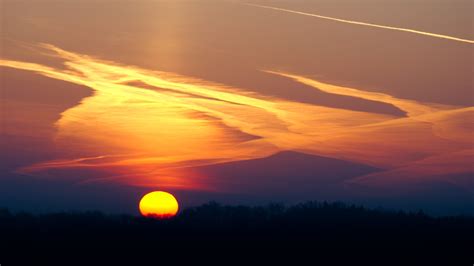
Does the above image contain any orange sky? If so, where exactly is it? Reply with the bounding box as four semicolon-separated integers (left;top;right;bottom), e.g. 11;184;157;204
1;1;472;211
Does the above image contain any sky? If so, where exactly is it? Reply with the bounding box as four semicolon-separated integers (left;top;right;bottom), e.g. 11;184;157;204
0;0;473;215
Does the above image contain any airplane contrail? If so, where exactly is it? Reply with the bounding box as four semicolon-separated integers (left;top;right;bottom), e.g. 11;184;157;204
245;3;474;44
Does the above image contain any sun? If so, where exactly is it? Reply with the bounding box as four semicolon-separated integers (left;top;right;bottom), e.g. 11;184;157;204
139;191;179;219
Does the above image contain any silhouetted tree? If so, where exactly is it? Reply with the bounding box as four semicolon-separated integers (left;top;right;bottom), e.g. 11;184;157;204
0;202;472;265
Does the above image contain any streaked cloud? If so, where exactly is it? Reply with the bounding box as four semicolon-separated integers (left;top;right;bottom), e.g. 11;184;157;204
1;44;471;191
245;3;474;44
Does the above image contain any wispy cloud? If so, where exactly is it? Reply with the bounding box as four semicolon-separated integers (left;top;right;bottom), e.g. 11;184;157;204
1;44;471;190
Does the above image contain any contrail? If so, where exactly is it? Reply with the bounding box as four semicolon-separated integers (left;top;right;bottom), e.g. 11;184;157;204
245;3;474;44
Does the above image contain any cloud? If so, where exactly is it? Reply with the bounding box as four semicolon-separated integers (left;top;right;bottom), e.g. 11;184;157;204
1;44;471;191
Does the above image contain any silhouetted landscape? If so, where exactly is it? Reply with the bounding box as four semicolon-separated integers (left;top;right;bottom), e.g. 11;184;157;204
1;201;472;265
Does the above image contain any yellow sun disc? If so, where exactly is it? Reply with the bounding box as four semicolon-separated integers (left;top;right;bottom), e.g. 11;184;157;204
139;191;179;219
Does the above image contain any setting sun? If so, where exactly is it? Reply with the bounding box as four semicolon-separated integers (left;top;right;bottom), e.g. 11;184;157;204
139;191;179;219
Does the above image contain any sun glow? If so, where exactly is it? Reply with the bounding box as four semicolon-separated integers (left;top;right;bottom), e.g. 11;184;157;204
139;191;179;219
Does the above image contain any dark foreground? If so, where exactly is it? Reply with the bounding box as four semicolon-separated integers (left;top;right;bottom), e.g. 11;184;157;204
1;201;473;265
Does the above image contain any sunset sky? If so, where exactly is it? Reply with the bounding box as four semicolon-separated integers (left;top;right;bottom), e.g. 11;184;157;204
1;0;472;215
